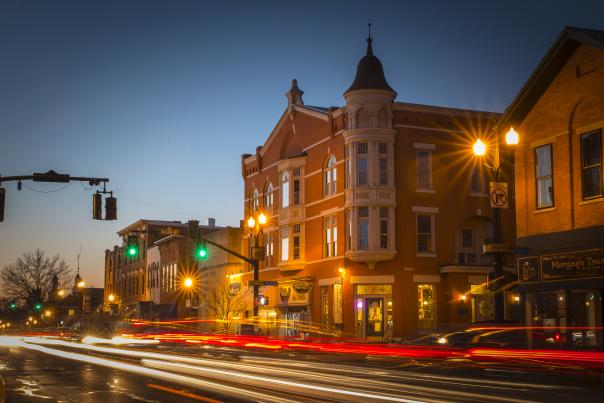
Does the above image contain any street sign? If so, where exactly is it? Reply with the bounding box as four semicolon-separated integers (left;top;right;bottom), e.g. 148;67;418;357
513;246;532;254
248;280;278;286
483;243;512;254
489;182;508;208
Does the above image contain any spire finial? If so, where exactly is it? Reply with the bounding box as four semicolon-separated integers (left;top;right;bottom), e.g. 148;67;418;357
366;21;373;56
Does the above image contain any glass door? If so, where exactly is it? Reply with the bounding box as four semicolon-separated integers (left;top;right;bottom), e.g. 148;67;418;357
365;297;384;337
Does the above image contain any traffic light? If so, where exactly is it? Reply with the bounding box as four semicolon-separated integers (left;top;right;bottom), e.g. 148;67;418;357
34;302;42;311
0;187;5;222
196;240;209;260
105;196;117;220
9;300;16;310
126;236;139;258
92;192;102;220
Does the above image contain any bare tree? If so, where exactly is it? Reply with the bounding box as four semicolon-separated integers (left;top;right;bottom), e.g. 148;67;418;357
203;283;249;332
0;249;72;304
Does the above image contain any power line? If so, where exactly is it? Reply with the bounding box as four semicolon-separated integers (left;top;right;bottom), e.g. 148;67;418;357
22;182;74;193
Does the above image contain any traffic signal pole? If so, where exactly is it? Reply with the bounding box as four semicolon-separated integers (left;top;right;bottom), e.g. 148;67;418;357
0;170;115;221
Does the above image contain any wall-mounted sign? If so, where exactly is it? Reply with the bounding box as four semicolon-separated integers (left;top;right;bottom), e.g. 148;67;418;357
333;283;343;325
518;257;539;283
489;182;508;209
542;249;604;281
292;280;312;294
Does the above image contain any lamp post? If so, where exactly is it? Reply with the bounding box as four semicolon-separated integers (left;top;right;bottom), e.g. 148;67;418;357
473;127;519;323
246;213;267;317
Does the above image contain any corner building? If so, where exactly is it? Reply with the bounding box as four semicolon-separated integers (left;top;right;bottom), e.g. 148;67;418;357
241;36;514;340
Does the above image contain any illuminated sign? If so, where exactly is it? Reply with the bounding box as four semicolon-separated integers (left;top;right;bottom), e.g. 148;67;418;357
542;249;604;281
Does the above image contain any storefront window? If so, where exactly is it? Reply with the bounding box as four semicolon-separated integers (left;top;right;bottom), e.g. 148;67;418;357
418;284;436;330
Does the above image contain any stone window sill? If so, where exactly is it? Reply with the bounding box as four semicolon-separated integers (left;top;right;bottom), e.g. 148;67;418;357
533;206;556;214
416;253;437;258
416;189;436;194
579;197;604;206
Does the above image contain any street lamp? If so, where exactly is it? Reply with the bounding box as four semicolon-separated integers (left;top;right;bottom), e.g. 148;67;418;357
473;126;519;322
246;212;268;317
77;280;85;288
108;294;115;303
184;277;193;288
58;290;65;298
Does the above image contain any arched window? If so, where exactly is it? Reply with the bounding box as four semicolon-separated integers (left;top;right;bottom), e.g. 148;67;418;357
324;155;337;196
250;188;259;213
281;171;290;208
265;182;274;213
356;108;369;129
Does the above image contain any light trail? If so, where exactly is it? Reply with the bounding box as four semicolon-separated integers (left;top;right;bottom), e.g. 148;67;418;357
141;359;426;403
4;337;299;403
20;336;564;402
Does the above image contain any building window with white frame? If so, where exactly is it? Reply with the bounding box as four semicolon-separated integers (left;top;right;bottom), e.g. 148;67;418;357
292;224;301;260
325;155;337;196
265;182;274;213
379;207;389;249
417;150;432;190
265;231;274;267
281;171;290;208
251;188;259;213
535;144;554;208
581;130;602;199
358;207;369;250
357;142;368;186
323;215;338;257
280;227;289;261
417;214;434;254
470;166;485;193
345;209;352;251
293;168;301;205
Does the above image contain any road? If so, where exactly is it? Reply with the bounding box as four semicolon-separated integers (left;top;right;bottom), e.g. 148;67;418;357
0;336;602;402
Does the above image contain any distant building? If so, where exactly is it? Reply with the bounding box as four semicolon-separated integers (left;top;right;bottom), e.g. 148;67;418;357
104;218;221;319
240;34;515;340
505;27;604;349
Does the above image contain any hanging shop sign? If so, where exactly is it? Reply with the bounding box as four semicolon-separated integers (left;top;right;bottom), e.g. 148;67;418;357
292;280;312;294
541;248;604;281
279;286;291;304
518;257;539;284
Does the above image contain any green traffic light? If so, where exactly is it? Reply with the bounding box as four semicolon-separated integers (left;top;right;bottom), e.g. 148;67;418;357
127;246;138;257
34;303;42;311
9;303;16;309
196;245;208;260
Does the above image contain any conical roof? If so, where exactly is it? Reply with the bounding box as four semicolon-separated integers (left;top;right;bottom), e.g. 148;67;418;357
344;36;396;96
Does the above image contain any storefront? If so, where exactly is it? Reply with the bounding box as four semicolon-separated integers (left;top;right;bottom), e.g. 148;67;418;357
354;283;393;341
518;248;604;349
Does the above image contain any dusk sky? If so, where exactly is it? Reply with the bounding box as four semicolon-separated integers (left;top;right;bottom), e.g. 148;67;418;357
1;0;603;287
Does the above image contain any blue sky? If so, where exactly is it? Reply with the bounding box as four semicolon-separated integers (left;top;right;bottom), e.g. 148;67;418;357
1;0;603;286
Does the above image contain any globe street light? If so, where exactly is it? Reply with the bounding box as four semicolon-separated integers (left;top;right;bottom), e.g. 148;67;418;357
108;294;115;302
246;212;268;317
184;277;193;288
473;126;520;322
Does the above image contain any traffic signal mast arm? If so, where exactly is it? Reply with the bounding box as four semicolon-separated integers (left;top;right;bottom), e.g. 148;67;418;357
0;170;109;186
203;238;255;265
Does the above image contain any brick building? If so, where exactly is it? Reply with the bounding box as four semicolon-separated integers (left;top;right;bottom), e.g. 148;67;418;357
506;27;604;349
104;218;221;318
240;34;516;340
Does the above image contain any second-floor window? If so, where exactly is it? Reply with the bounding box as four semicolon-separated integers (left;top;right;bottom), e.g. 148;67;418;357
535;144;554;208
292;224;301;260
281;171;290;208
345;209;352;251
358;207;369;250
379;207;389;249
323;215;338;257
281;227;289;261
417;214;434;254
265;232;274;267
581;130;602;199
251;188;259;213
325;155;337;196
470;166;486;193
417;150;432;190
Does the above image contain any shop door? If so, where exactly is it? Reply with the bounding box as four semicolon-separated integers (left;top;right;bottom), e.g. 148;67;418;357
365;297;384;337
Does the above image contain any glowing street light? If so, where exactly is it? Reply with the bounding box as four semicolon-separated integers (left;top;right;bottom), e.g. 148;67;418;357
44;310;52;317
184;277;193;288
58;290;65;297
505;127;519;145
258;213;267;225
108;294;115;302
247;216;256;229
77;280;86;288
473;139;486;156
